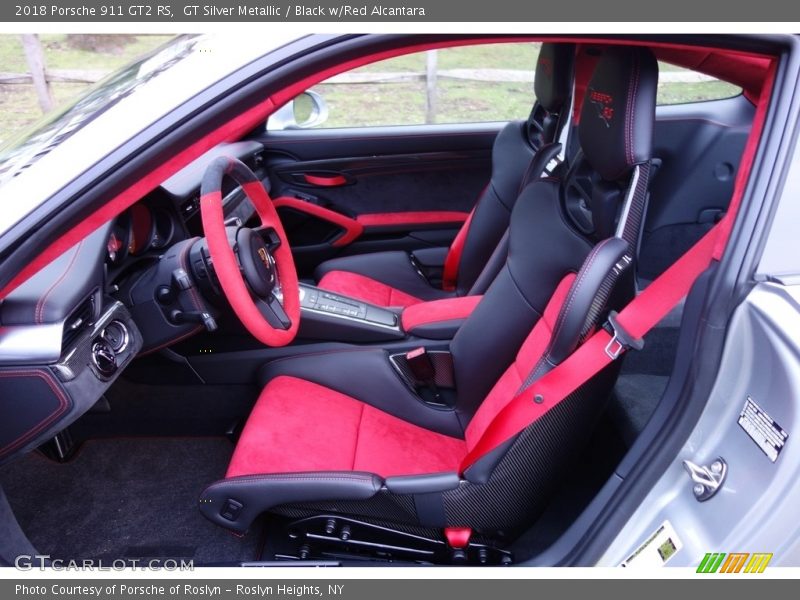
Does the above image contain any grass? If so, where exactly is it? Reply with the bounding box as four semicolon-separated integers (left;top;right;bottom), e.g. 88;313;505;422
656;80;741;105
313;79;741;129
0;36;743;142
0;34;175;143
316;80;535;127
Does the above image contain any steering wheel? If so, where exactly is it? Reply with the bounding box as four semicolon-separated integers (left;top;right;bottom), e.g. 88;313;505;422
199;156;300;347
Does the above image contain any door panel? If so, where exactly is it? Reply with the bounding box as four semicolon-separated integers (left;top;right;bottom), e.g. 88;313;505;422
269;149;490;214
257;123;499;275
640;95;755;280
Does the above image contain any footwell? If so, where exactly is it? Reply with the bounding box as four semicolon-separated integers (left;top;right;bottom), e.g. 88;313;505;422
0;437;263;565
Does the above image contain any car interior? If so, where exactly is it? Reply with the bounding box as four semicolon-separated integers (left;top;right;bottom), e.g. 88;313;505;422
0;35;776;566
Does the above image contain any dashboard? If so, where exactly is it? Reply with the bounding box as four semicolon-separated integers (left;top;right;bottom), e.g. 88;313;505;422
0;141;268;467
106;202;175;267
105;142;264;275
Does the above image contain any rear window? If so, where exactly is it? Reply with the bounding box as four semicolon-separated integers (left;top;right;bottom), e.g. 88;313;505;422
657;62;742;105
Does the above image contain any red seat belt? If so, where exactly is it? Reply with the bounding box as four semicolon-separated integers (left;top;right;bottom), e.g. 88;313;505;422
460;222;722;471
442;207;475;292
460;59;775;472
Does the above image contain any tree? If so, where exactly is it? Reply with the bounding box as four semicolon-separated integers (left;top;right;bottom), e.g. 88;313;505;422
21;34;53;113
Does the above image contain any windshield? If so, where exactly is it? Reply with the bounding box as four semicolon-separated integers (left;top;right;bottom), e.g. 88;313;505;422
0;35;199;187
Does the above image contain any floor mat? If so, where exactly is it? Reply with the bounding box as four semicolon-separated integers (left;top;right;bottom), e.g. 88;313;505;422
69;378;257;440
0;438;261;564
610;374;670;445
610;321;679;446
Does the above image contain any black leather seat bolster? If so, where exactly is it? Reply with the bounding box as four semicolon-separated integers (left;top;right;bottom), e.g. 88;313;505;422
546;237;630;364
259;348;465;438
411;246;449;268
407;319;469;340
468;230;510;296
199;472;383;534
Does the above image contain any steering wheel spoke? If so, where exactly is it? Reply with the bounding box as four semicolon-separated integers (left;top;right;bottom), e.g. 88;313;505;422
255;294;292;330
258;226;282;251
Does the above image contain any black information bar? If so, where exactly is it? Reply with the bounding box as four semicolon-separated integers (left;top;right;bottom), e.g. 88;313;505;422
3;0;800;22
3;579;795;600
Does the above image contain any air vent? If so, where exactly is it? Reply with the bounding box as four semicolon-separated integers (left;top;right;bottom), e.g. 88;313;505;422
252;149;264;170
61;295;95;352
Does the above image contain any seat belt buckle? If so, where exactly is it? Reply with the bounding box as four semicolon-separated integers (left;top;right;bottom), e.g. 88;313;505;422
406;347;446;404
602;311;645;360
406;346;436;382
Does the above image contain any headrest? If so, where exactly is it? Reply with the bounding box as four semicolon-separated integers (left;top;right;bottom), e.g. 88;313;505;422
534;43;575;114
578;47;658;181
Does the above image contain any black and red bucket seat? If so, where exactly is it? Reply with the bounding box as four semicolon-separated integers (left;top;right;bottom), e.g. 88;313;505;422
314;43;576;307
200;47;658;553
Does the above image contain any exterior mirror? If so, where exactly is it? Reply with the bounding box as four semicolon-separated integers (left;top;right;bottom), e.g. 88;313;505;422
267;91;329;130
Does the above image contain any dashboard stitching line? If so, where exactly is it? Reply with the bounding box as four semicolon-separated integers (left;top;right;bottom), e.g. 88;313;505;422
0;369;70;457
34;241;84;324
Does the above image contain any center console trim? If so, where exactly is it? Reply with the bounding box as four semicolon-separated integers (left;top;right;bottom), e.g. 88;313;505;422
297;284;404;343
301;306;401;332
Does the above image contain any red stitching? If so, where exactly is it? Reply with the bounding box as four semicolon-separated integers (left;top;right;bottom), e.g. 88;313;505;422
0;369;70;457
201;472;378;497
34;241;84;324
517;156;539;196
551;239;610;340
138;324;203;356
217;474;377;486
351;403;366;471
625;57;641;168
624;63;634;168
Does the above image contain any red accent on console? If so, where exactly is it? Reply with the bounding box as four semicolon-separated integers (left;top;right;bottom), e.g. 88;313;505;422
406;346;426;360
317;271;422;308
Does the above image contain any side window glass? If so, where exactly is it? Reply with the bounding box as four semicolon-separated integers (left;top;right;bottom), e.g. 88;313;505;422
268;42;541;130
657;62;741;105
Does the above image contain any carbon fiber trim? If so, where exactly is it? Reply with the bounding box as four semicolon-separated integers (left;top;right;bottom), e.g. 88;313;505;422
271;506;440;539
53;301;141;382
579;254;632;343
442;364;622;535
273;490;418;525
619;161;651;248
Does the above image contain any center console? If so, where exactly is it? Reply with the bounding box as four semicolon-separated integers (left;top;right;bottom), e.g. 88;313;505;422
297;284;404;343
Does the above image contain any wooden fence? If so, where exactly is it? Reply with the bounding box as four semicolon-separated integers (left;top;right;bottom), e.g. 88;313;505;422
5;37;716;123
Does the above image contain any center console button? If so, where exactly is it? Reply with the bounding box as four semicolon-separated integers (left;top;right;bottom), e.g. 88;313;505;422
365;306;398;327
